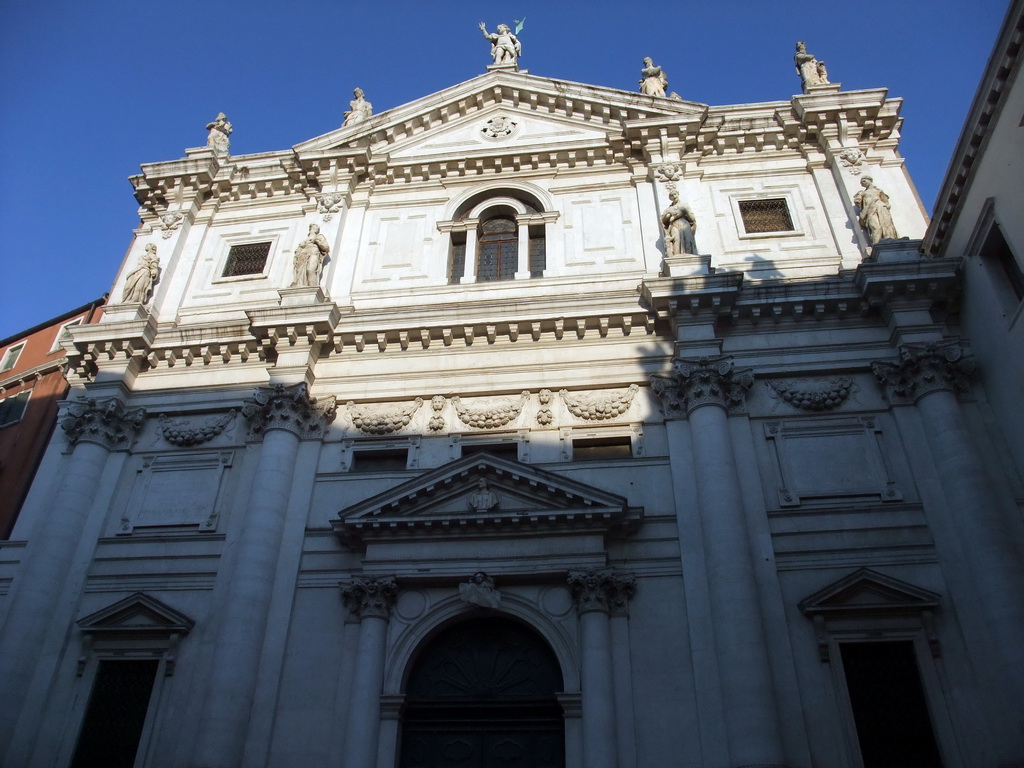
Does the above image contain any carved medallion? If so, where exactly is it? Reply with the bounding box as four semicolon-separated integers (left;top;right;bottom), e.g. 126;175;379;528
481;115;518;140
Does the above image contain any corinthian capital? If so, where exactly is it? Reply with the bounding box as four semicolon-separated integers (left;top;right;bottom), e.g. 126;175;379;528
242;382;337;439
61;397;146;450
651;355;753;416
871;340;975;405
568;570;637;616
341;576;398;621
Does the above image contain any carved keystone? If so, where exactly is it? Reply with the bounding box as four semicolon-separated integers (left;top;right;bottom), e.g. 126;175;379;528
61;397;146;451
242;383;337;439
651;355;753;416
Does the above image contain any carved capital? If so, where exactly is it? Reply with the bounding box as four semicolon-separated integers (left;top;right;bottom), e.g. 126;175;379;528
568;570;636;616
242;383;337;439
61;397;146;451
651;356;753;416
871;341;975;405
341;576;398;621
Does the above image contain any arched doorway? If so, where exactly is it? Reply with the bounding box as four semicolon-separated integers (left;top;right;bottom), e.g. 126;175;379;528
399;616;565;768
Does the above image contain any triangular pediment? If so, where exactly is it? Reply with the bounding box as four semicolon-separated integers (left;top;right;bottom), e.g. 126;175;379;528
77;592;195;636
799;568;940;617
296;70;707;156
334;452;642;545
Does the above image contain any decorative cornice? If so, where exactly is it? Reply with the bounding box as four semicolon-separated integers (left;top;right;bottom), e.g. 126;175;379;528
348;398;422;435
341;576;398;621
61;397;146;451
871;340;976;404
651;356;753;416
568;570;636;616
242;383;337;439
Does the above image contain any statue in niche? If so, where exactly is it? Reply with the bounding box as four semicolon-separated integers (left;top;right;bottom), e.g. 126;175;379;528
459;572;501;609
343;88;373;126
205;112;232;154
853;176;898;245
290;223;330;287
479;22;521;67
661;188;698;256
794;42;828;92
468;478;499;512
639;57;668;98
121;244;160;304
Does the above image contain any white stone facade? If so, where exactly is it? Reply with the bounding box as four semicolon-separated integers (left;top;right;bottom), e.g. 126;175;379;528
1;63;1022;768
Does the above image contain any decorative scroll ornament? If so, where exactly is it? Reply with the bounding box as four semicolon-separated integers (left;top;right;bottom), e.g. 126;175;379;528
61;397;146;450
453;391;528;429
158;410;236;446
242;383;337;439
317;191;345;221
482;115;517;139
157;211;185;238
459;572;501;609
568;570;637;615
428;395;447;432
347;398;422;435
341;576;398;621
871;341;975;405
767;378;853;411
651;356;753;416
560;385;639;421
837;147;865;175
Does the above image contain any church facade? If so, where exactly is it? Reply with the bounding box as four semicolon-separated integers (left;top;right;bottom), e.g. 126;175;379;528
1;32;1023;768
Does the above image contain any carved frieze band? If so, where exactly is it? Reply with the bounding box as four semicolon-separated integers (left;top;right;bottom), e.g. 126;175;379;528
158;410;236;446
242;383;337;440
767;378;853;412
871;341;975;405
651;356;753;416
341;576;398;622
348;398;422;435
568;570;637;616
61;397;146;450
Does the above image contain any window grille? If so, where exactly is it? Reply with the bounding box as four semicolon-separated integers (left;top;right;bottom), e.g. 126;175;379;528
222;242;271;277
529;226;546;277
477;217;518;282
738;199;794;234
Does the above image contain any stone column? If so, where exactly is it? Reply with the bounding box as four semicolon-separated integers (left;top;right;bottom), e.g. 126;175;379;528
607;575;638;768
462;219;479;284
515;219;531;279
568;570;622;768
0;397;144;757
191;383;335;768
340;576;398;768
873;342;1024;697
653;357;788;768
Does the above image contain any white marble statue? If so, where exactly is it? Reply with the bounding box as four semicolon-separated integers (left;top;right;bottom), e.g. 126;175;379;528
206;112;232;154
853;176;899;245
290;224;330;287
343;88;373;126
122;244;160;304
479;22;520;67
661;189;698;256
794;42;828;92
640;57;668;98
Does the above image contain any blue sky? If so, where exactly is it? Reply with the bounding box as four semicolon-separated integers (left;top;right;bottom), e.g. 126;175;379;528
0;0;1011;339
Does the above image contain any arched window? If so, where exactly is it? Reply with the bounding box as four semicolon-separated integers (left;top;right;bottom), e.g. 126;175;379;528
477;216;518;282
400;616;565;767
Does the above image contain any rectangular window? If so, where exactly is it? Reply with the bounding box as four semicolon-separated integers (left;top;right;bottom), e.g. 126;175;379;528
222;242;272;277
840;641;944;768
449;233;466;285
738;199;794;234
0;390;31;427
571;435;632;461
981;222;1024;302
462;442;521;462
529;225;546;277
350;448;409;472
51;318;84;353
0;343;25;372
71;659;159;768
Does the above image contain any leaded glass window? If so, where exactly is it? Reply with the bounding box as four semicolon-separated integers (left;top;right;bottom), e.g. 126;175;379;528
477;217;518;282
